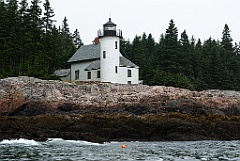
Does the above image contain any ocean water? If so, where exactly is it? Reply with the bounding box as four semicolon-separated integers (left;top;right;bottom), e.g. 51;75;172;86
1;139;240;161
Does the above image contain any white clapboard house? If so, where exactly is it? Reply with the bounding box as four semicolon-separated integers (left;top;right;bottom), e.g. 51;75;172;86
67;18;140;84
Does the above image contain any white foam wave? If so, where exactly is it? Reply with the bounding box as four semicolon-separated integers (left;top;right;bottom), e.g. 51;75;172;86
0;138;39;145
47;138;64;142
67;140;102;146
47;138;102;146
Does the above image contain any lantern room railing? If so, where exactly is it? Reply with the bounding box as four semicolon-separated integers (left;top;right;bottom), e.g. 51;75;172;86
98;29;122;38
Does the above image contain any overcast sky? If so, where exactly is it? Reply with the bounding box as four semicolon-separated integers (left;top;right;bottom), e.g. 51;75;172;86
45;0;239;45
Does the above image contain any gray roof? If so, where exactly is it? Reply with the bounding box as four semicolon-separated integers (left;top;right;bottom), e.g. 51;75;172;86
67;44;100;63
104;18;116;26
84;57;139;71
67;43;139;69
85;60;100;71
120;56;139;68
54;69;70;77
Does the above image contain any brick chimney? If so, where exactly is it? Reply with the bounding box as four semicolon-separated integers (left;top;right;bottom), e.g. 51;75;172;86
93;37;100;45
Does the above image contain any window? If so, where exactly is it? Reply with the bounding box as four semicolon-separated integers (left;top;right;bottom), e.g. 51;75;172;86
87;72;91;79
127;69;132;77
115;66;118;73
103;51;106;58
97;71;100;78
75;70;79;80
115;41;118;49
104;26;116;30
128;81;132;84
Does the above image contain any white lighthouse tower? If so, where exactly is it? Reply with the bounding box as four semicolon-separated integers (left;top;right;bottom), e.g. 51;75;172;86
98;18;123;83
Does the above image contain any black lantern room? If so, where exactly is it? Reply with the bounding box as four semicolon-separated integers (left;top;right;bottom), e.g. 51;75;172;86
103;18;116;36
98;18;122;38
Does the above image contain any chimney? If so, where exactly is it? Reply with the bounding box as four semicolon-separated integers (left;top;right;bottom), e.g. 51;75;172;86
93;37;100;45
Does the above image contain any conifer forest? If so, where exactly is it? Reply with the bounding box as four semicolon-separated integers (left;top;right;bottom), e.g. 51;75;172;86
1;0;240;91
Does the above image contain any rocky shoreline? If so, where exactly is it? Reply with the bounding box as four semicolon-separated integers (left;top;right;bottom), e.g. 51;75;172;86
1;76;240;143
1;113;240;143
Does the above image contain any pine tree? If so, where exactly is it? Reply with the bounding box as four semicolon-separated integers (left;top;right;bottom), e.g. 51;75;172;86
18;0;29;75
60;17;76;68
43;0;55;34
61;17;70;40
191;39;206;89
131;35;141;67
160;19;180;74
234;42;240;55
5;0;20;75
48;26;62;71
0;0;7;77
221;24;233;52
120;38;132;59
41;0;56;75
72;29;83;49
179;30;193;77
144;34;156;84
146;33;155;55
27;0;44;76
0;0;78;79
220;24;237;89
165;19;178;48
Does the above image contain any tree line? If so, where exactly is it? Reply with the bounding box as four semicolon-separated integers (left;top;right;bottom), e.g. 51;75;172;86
121;20;240;91
1;0;240;91
0;0;83;79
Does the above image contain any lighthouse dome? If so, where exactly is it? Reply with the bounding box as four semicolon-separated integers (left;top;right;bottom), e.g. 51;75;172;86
103;18;116;27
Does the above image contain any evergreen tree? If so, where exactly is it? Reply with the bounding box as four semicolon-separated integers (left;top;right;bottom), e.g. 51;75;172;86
146;33;155;55
72;29;83;49
234;42;240;55
61;17;70;40
0;0;77;79
5;0;20;76
156;33;166;66
1;6;240;91
144;34;156;84
165;19;178;48
160;19;180;74
0;0;7;77
191;39;206;89
27;0;42;31
220;24;238;89
179;30;193;77
221;24;233;52
60;17;76;68
131;35;142;67
27;0;44;76
18;0;29;75
120;38;132;59
41;0;55;75
43;0;55;34
48;26;62;71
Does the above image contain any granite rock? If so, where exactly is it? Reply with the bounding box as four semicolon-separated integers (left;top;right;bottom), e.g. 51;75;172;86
1;76;240;116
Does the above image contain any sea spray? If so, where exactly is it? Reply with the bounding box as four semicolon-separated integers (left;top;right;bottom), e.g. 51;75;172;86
0;138;39;146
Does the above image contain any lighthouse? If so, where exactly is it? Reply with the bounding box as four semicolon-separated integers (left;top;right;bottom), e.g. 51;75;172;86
98;18;123;83
67;18;139;84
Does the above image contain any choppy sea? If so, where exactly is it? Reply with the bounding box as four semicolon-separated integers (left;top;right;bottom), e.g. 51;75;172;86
1;138;240;161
